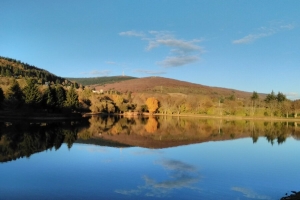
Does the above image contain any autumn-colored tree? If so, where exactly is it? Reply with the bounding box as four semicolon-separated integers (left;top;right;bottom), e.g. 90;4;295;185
146;97;159;114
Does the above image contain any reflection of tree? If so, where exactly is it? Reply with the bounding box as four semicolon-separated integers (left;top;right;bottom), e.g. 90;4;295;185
76;115;298;148
0;120;88;162
145;117;158;133
250;121;259;143
263;122;290;145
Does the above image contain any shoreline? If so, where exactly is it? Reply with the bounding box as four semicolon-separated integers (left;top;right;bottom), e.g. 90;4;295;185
84;112;300;122
0;111;83;121
2;110;300;122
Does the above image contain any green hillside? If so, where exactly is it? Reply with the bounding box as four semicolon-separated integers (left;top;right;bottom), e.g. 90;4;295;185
67;76;137;86
0;56;70;85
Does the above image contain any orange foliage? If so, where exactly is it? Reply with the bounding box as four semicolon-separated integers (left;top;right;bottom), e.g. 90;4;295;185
145;117;158;133
146;97;159;114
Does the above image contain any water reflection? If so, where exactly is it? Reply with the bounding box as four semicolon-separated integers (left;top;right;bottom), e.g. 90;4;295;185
115;158;201;198
78;115;300;148
0;119;88;162
1;116;300;162
231;187;271;200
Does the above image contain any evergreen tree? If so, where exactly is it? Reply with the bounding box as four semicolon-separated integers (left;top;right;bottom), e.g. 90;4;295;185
6;80;23;101
55;86;66;108
277;92;286;102
5;80;24;109
23;79;42;107
65;86;79;110
42;86;56;110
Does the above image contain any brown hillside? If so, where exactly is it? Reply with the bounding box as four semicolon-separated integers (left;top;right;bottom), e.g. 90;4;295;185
93;76;261;99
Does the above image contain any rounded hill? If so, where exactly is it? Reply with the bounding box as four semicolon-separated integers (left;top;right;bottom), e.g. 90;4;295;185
93;76;256;99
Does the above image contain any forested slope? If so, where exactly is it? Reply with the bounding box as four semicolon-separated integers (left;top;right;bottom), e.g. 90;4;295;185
0;56;71;85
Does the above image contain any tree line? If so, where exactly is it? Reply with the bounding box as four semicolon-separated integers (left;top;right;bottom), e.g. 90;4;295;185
80;88;300;118
0;78;79;112
2;76;299;119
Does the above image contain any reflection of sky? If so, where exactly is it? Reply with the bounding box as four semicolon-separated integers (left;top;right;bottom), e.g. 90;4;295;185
231;187;271;200
0;138;300;199
116;158;201;198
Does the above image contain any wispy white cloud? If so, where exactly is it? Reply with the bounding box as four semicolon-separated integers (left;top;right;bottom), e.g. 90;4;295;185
119;30;145;37
233;22;295;44
120;30;204;67
81;70;111;76
279;24;295;30
285;92;299;100
105;61;117;65
233;33;273;44
134;69;166;75
157;56;199;68
231;187;271;199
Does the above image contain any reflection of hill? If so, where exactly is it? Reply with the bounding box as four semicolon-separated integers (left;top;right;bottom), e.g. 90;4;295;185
1;117;299;160
78;116;299;148
0;119;89;162
75;138;132;148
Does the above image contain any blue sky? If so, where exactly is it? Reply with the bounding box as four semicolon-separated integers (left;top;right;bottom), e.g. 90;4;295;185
0;1;299;98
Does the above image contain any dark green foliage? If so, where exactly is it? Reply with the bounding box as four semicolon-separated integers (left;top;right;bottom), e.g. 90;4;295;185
42;86;56;109
0;56;71;85
55;86;66;108
251;91;259;101
65;86;79;110
4;80;24;109
265;91;277;103
265;91;286;103
6;80;23;101
67;76;137;86
23;79;42;107
277;92;286;102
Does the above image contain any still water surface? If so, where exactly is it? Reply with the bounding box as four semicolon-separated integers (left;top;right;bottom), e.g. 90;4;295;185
0;116;299;199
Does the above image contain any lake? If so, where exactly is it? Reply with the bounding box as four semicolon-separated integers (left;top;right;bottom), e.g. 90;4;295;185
0;116;299;199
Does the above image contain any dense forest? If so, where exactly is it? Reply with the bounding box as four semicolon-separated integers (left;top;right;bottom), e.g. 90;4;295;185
0;78;81;114
0;56;72;85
